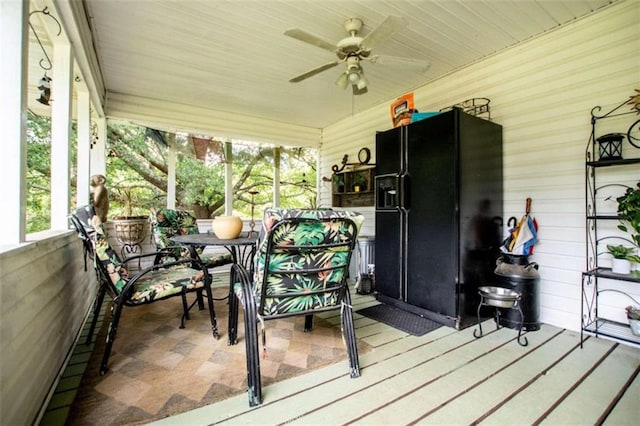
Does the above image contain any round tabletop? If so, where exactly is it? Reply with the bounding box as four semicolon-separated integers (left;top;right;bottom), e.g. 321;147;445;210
171;233;258;247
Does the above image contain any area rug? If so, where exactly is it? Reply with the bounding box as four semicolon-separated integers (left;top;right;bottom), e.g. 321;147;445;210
357;303;443;336
65;288;371;425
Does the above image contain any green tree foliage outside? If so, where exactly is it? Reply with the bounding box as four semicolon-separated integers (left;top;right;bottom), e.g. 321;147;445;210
26;111;77;233
106;123;317;219
25;119;316;231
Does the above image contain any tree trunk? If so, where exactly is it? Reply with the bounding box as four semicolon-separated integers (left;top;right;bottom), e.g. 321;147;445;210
192;204;213;219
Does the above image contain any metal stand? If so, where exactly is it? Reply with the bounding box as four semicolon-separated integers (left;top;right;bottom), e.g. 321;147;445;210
120;243;142;265
474;288;528;346
248;190;259;238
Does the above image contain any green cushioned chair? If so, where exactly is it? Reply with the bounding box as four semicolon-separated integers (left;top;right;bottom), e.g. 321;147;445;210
228;208;364;406
149;208;233;268
70;206;219;375
69;205;105;344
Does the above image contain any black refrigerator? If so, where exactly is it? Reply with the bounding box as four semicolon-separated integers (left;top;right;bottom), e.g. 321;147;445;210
374;108;503;329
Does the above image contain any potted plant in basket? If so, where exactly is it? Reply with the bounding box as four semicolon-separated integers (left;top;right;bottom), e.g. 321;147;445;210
625;305;640;336
110;184;150;247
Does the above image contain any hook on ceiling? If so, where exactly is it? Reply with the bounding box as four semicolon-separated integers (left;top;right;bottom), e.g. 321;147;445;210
28;6;61;71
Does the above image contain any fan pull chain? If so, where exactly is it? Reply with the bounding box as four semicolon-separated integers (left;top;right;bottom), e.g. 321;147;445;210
352;92;355;117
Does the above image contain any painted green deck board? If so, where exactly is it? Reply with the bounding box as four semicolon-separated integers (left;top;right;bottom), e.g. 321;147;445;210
347;326;560;425
603;365;640;425
541;342;640;425
148;293;640;426
290;323;538;424
220;324;483;424
420;329;591;424
479;334;615;425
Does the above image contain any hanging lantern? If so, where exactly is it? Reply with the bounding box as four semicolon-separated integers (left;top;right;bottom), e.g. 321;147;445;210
596;133;624;160
36;74;52;106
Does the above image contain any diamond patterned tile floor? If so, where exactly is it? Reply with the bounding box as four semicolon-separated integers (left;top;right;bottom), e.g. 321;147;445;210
42;287;370;425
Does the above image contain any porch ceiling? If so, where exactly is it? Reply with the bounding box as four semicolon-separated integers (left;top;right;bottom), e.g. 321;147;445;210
34;0;615;132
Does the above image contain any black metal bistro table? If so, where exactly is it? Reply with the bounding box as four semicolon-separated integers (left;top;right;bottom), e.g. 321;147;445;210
171;232;258;343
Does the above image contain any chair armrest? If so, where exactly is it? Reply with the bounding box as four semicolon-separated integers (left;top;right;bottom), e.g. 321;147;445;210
120;250;177;265
121;256;210;298
151;248;182;265
128;256;207;280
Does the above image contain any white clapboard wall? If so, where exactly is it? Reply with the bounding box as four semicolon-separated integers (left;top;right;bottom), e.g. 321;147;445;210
318;0;640;332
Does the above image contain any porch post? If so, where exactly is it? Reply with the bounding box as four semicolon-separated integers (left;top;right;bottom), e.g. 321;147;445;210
273;146;281;207
50;41;74;230
90;117;107;176
224;141;233;215
76;87;91;208
0;0;28;244
167;135;177;209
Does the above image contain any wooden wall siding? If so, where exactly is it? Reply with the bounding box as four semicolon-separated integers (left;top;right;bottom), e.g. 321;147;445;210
319;0;640;332
107;92;322;148
0;233;95;425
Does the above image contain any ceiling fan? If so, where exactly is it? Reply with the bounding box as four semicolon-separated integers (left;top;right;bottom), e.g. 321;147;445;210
284;16;429;95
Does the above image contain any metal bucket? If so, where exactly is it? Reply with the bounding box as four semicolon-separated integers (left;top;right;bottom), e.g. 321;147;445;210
494;254;540;331
355;236;375;294
358;236;375;275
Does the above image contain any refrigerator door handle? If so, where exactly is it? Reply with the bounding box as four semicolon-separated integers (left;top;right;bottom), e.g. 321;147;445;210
399;173;409;210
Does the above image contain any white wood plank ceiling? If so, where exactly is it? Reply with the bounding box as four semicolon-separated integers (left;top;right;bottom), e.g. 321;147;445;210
34;0;617;130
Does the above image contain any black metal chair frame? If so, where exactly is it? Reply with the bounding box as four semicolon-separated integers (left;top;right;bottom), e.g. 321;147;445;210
69;208;219;375
149;208;234;306
229;216;361;406
69;207;105;344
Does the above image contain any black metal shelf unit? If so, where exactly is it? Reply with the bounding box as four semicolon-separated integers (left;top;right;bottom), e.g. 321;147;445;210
581;99;640;346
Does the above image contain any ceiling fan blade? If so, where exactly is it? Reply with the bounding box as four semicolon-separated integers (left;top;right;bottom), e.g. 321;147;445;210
284;28;336;53
361;16;407;50
352;84;368;95
335;72;349;89
369;54;431;73
289;61;339;83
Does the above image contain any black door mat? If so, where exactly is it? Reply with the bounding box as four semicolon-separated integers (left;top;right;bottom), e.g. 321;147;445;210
356;304;443;336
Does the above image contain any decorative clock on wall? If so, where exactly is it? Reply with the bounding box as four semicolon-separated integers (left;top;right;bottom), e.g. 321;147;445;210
358;147;371;164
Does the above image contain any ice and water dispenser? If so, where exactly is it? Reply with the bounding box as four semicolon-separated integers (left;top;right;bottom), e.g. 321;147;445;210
376;174;399;210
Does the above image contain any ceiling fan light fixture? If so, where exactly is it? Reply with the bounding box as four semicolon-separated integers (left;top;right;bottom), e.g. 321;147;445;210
335;72;348;89
285;16;412;95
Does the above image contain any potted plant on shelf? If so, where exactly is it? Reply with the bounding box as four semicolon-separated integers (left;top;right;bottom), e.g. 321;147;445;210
616;181;640;275
333;174;345;193
607;245;634;274
617;182;640;244
352;172;368;193
625;305;640;336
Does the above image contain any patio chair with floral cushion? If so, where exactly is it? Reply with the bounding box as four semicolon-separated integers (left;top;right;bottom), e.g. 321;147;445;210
228;208;364;406
149;208;233;268
70;206;219;375
69;205;105;344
